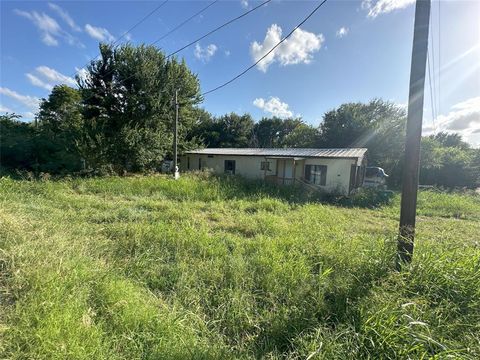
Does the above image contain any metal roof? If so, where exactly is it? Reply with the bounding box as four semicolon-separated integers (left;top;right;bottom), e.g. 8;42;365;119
185;148;367;158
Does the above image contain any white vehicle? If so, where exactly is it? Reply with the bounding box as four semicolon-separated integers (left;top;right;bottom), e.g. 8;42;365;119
363;167;388;188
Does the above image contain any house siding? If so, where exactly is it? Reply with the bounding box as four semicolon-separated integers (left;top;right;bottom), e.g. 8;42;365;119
181;154;277;179
180;154;360;195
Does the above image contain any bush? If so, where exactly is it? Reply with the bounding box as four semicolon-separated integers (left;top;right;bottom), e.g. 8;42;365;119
335;188;395;208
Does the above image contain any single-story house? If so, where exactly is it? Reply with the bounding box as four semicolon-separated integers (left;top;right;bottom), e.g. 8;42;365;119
180;148;367;195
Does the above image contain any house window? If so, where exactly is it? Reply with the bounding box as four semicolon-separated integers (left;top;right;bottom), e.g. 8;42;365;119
305;165;327;186
187;157;190;170
224;160;236;174
198;158;202;170
260;161;271;171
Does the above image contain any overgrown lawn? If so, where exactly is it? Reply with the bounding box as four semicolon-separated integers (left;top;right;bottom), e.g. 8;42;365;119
1;174;479;359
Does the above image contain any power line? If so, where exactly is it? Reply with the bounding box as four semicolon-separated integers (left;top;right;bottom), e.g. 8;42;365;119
82;0;271;90
166;0;272;58
70;0;169;79
116;0;170;46
202;0;329;96
151;0;219;46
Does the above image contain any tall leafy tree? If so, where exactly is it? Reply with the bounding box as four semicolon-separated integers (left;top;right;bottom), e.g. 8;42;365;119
420;135;478;188
37;85;84;169
318;99;407;185
252;117;308;148
282;123;319;148
428;132;470;149
78;43;202;172
190;112;255;148
0;113;35;172
253;117;284;147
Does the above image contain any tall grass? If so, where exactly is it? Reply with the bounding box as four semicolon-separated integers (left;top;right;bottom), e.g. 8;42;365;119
1;174;479;359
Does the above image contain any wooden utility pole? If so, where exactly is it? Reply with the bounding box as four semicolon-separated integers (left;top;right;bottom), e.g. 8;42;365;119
173;89;179;179
398;0;431;267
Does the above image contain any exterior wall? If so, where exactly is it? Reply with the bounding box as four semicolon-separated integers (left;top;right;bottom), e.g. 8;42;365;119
180;154;358;195
180;154;277;180
303;158;357;195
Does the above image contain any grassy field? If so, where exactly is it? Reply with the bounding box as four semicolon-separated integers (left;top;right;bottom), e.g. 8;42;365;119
1;174;479;359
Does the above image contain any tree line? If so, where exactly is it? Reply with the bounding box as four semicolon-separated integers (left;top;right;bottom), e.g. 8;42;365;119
1;43;479;188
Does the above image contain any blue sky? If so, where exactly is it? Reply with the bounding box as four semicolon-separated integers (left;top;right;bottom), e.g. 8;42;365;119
1;0;479;146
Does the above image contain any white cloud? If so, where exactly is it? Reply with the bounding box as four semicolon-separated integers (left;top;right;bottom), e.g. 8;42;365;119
14;8;83;47
336;27;349;38
362;0;415;18
224;50;231;57
0;87;40;109
35;66;76;86
85;24;115;42
194;43;218;62
48;3;81;32
0;104;14;113
25;66;76;91
26;73;53;91
250;24;325;72
423;96;480;146
253;96;294;118
23;112;36;120
14;9;61;46
240;0;249;9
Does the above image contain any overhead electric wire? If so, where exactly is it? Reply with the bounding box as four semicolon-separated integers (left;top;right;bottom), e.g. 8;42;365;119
151;0;219;46
85;0;271;89
69;0;169;79
115;0;170;46
166;0;272;58
202;0;329;96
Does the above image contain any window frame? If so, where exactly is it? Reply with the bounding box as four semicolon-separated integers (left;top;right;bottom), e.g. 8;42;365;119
260;161;271;171
224;160;236;174
305;164;327;186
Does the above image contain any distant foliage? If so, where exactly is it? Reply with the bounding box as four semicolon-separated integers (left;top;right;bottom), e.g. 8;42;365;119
189;114;320;149
0;113;81;175
419;134;480;188
190;112;255;148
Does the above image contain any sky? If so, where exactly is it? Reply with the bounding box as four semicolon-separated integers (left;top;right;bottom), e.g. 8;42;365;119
1;0;479;146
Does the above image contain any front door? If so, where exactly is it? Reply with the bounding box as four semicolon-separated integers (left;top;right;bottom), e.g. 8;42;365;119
283;160;293;184
284;160;293;178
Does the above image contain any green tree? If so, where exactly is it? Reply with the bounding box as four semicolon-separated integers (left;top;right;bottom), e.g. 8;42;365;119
420;135;478;188
0;113;36;172
36;85;84;171
190;112;254;148
78;43;202;173
280;123;318;148
252;117;308;148
319;99;407;185
428;132;470;149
